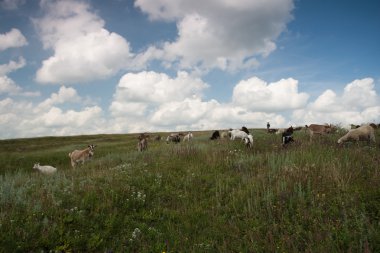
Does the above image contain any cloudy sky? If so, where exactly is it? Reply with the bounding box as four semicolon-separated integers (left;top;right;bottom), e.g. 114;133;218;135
0;0;379;139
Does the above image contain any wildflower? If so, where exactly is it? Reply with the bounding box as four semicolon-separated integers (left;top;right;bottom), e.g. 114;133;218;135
132;228;141;239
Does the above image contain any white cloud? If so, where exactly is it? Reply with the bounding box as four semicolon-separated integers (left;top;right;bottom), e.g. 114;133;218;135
34;0;135;84
1;74;378;139
135;0;294;71
0;58;40;97
0;28;28;51
108;71;289;133
37;86;80;110
0;93;106;139
0;57;26;76
232;77;309;112
292;78;380;126
0;75;22;94
114;71;208;104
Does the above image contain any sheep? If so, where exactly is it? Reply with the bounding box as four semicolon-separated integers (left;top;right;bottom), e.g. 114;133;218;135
69;144;96;168
243;134;253;148
337;125;376;145
183;132;193;141
33;163;57;174
137;135;148;152
229;129;248;140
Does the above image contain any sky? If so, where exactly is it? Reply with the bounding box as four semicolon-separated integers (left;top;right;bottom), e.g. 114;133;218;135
0;0;379;139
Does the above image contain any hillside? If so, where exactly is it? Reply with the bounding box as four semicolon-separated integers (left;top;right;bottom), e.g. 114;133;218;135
1;129;379;252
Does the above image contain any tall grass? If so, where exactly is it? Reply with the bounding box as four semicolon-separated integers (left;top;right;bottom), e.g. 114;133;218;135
0;129;379;252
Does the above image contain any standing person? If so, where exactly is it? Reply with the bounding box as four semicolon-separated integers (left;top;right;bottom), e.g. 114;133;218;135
267;122;270;132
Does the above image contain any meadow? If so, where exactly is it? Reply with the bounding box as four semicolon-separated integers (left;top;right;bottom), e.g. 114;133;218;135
0;128;379;252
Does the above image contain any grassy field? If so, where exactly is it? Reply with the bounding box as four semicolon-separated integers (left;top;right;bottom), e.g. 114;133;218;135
0;128;379;252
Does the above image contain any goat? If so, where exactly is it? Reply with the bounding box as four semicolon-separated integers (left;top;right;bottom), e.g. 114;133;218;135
137;135;148;151
210;130;220;140
33;163;57;174
229;129;248;140
183;132;193;141
305;124;334;141
68;144;96;168
243;134;253;148
338;125;376;145
221;131;229;139
275;128;286;135
241;126;249;134
282;126;294;146
166;133;181;143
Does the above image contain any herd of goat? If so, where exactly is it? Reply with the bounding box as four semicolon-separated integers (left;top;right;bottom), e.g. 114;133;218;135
32;123;378;174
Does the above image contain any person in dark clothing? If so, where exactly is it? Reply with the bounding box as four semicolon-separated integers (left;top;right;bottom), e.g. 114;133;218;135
267;122;270;132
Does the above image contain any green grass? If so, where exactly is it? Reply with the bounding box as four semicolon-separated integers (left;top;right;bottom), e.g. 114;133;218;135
0;129;379;252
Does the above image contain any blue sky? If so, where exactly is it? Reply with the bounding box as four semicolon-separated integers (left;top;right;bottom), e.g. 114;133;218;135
0;0;379;139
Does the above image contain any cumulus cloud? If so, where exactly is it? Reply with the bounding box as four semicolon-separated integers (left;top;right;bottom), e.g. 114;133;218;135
292;78;380;126
33;0;135;84
0;28;28;51
37;86;80;110
0;57;26;76
135;0;294;71
114;71;208;104
0;76;22;95
108;71;288;133
0;88;105;139
0;57;40;97
232;77;309;112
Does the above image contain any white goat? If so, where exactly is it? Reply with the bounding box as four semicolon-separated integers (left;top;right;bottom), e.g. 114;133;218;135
183;132;193;141
229;129;249;140
69;144;96;168
275;128;286;135
337;125;376;145
244;134;254;148
33;163;57;174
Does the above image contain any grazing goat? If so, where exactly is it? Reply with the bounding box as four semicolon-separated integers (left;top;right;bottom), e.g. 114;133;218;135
243;134;254;148
166;133;181;143
154;135;162;141
69;144;96;168
241;126;250;134
210;130;220;140
305;124;334;141
282;126;294;146
275;128;286;135
350;124;360;129
33;163;57;174
221;131;229;139
267;128;277;134
229;129;249;140
137;135;148;151
183;132;193;141
337;125;376;145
